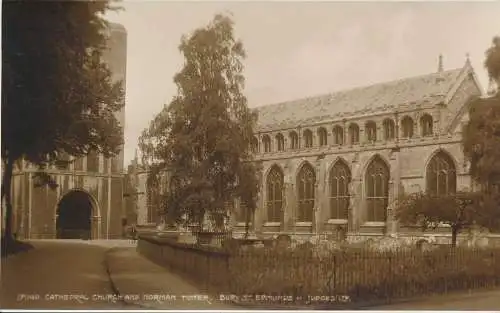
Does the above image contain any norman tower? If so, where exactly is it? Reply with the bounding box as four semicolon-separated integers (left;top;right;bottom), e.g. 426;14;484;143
8;22;128;240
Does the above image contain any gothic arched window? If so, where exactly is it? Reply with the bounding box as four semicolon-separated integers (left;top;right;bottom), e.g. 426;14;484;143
333;125;344;145
365;121;377;142
421;114;434;137
365;156;390;222
426;151;456;196
276;133;285;152
383;119;395;141
289;131;299;150
297;162;315;222
329;160;351;220
266;165;284;223
262;135;271;153
401;116;414;138
251;137;259;153
303;129;313;148
348;123;359;144
318;127;328;146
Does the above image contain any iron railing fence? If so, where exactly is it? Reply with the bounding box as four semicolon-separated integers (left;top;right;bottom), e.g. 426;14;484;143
138;235;500;306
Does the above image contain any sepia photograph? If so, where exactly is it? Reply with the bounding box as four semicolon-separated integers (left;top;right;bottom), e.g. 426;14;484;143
1;0;500;311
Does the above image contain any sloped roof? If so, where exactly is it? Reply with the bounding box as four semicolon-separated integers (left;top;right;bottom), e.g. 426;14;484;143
254;67;465;131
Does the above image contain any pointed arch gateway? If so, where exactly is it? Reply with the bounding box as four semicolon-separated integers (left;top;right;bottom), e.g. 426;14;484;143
266;165;284;223
297;162;316;222
56;189;99;239
329;159;351;220
426;150;456;196
365;156;390;222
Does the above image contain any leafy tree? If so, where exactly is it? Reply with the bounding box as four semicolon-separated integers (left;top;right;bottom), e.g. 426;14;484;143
463;94;500;191
2;1;124;242
396;191;500;247
463;36;500;191
139;13;261;235
485;36;500;88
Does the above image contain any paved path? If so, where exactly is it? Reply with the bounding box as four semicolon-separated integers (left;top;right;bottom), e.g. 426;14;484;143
28;238;138;248
1;240;140;309
105;247;234;309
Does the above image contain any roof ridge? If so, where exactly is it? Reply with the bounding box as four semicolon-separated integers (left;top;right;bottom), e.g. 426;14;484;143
256;67;463;109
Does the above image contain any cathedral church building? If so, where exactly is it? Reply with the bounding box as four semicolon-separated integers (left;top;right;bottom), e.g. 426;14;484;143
130;57;493;244
234;57;483;242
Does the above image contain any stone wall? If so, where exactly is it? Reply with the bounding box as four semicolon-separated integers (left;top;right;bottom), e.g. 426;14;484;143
10;169;124;240
251;137;468;239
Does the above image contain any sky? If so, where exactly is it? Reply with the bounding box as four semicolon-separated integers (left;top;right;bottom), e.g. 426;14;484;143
104;1;500;166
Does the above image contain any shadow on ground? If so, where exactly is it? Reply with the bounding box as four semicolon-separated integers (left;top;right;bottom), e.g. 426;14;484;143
1;237;34;258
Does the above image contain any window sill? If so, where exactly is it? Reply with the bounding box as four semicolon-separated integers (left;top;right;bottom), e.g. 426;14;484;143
295;222;313;227
362;221;386;227
327;219;348;225
236;222;252;227
263;222;280;227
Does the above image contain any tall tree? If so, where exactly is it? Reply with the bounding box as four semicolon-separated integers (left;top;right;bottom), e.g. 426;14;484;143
139;13;261;232
463;35;500;191
2;1;124;242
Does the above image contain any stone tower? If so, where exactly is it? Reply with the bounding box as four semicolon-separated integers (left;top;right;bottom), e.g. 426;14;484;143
104;23;127;174
8;22;128;240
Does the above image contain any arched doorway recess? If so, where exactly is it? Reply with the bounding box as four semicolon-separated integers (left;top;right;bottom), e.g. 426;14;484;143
56;190;98;239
